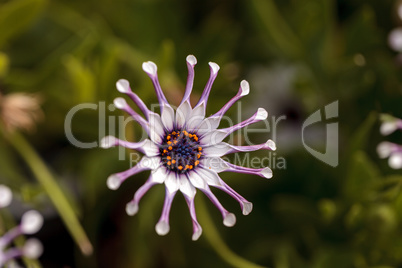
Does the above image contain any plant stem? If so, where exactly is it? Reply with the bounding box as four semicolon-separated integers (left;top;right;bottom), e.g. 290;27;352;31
8;131;93;256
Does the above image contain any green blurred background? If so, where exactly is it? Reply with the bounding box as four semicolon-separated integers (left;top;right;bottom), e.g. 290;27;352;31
1;0;402;267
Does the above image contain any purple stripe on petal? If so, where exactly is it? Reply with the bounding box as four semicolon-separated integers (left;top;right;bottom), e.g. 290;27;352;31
1;248;23;266
116;79;151;120
126;176;158;216
106;158;153;190
213;179;253;215
212;80;249;120
195;62;220;110
219;108;268;139
142;61;169;111
155;188;177;236
181;55;197;105
203;139;276;157
113;97;149;132
224;162;273;179
0;227;22;249
183;194;203;241
200;185;236;227
100;137;159;156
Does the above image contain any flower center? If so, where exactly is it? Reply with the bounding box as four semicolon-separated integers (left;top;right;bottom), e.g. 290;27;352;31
160;130;203;173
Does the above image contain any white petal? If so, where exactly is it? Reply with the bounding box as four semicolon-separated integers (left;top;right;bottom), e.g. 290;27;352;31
266;139;276;151
192;227;202;241
187;55;197;66
377;142;394;158
209;62;220;75
155;221;170;236
23;239;43;258
242;202;253;215
389;153;402;169
255;108;268;120
165;172;179;193
200;157;230;173
187;171;207;189
21;210;43;234
196;116;221;136
100;136;117;149
113;97;127;109
107;175;121;190
223;213;236;227
141;140;160;157
0;185;12;208
142;61;157;76
151;166;169;184
187;102;206;131
176;100;192;129
161;103;175;131
196;168;221;187
148;113;165;144
203;143;231;157
126;202;139;216
116;79;130;93
179;175;196;198
240;80;250;96
199;130;226;146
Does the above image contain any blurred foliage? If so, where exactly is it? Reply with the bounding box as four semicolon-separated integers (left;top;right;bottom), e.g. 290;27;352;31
0;0;402;267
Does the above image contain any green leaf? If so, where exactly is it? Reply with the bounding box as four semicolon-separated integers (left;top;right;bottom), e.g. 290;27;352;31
0;0;47;47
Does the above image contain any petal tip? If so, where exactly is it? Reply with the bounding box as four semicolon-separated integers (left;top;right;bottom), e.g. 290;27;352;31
126;202;139;216
389;153;402;169
21;210;43;234
113;97;128;109
107;175;121;190
192;228;203;241
223;213;236;227
261;167;273;179
209;62;220;75
23;239;43;259
240;80;250;96
116;79;130;93
100;136;116;149
256;108;268;120
242;202;253;215
266;139;276;151
186;55;197;66
142;61;158;75
0;185;12;208
155;221;170;236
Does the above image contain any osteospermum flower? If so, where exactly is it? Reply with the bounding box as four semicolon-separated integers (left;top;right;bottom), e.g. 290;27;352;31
0;185;43;267
377;114;402;169
101;55;276;240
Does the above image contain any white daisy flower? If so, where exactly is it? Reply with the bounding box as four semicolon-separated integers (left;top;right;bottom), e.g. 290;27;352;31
101;55;276;241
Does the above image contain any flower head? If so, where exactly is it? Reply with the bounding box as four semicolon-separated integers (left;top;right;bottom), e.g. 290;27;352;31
102;55;276;240
377;114;402;169
0;93;43;133
0;185;43;267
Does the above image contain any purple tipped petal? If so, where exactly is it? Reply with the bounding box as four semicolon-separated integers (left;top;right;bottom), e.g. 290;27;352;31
195;62;220;110
219;108;268;139
100;136;159;156
1;248;24;266
114;97;149;133
224;161;273;179
126;176;158;216
213;180;253;215
0;227;22;249
107;157;155;190
155;189;177;236
148;112;165;144
212;80;250;120
142;61;169;110
180;174;196;198
176;100;192;129
181;55;197;105
199;185;236;227
203;139;276;157
161;103;175;131
183;195;202;241
186;102;206;131
116;79;151;120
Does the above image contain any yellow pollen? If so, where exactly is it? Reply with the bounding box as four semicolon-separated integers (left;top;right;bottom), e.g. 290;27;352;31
195;160;199;166
163;149;168;154
167;141;172;145
168;146;172;150
189;165;193;169
167;156;171;160
172;131;176;135
193;136;198;141
197;154;201;159
172;160;176;164
178;166;183;170
189;134;193;138
167;161;171;165
167;135;171;140
198;147;202;151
